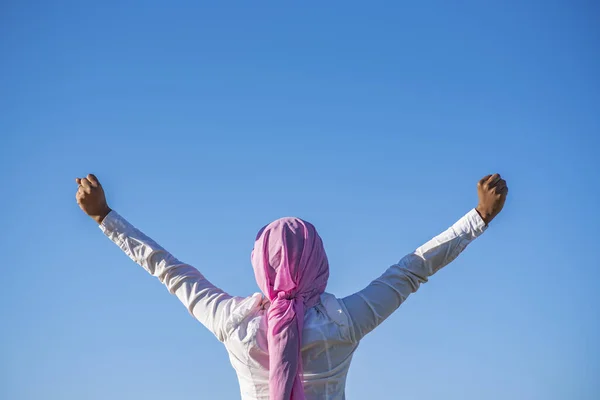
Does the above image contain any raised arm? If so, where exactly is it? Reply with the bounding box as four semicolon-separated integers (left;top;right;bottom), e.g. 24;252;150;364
75;174;237;341
342;174;508;341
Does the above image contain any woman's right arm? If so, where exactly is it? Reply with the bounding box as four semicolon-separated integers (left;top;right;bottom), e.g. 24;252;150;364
341;208;488;341
341;174;507;341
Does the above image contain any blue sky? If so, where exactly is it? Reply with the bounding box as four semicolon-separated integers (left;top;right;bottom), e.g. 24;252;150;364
1;1;599;399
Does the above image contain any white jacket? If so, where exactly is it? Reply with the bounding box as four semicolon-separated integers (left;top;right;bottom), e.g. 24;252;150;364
100;209;487;400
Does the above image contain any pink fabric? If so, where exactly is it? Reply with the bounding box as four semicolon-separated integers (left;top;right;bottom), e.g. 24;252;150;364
251;217;329;400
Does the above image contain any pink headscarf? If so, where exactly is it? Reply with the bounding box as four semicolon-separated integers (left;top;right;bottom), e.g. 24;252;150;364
251;217;329;400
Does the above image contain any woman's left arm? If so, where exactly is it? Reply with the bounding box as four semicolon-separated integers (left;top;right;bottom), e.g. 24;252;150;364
100;210;237;341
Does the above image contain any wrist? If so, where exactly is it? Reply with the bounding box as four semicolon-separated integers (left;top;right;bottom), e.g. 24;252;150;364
475;205;493;225
91;206;112;225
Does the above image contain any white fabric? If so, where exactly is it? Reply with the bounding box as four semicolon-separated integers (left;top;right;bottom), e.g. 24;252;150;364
100;209;487;400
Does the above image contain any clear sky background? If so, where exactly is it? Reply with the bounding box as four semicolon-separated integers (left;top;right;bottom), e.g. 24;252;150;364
1;1;599;399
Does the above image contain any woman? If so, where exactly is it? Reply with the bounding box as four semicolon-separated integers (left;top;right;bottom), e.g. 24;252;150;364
75;173;507;400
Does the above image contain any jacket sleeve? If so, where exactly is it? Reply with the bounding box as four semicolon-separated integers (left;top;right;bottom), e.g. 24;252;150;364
100;210;238;341
341;209;487;341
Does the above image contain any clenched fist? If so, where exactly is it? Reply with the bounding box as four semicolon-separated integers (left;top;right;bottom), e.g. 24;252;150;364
476;173;508;225
75;174;112;224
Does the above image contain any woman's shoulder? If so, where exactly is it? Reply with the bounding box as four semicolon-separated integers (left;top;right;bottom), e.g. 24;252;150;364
222;292;352;332
221;292;356;344
222;293;265;336
315;292;352;327
226;292;351;320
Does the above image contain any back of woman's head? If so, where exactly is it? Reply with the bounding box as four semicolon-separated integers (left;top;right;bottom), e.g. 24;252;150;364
251;217;329;400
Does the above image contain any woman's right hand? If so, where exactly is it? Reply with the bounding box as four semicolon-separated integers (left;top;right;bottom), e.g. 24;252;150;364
475;173;508;225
